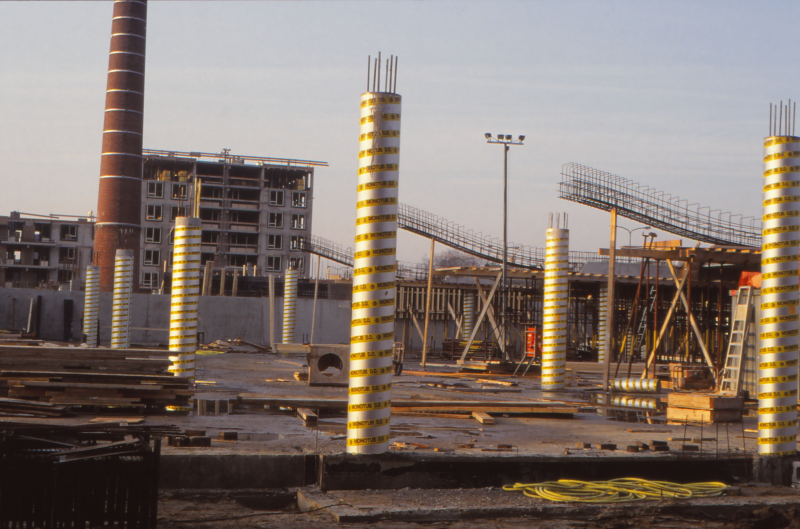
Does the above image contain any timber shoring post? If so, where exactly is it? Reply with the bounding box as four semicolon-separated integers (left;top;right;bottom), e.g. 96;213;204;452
421;238;435;368
602;209;617;392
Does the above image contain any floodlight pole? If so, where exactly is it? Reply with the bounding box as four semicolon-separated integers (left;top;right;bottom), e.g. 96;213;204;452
485;134;524;360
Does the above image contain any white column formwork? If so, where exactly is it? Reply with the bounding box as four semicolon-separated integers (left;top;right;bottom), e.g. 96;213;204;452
282;267;299;344
759;133;800;456
346;87;402;454
110;250;133;349
542;227;569;391
168;217;201;382
462;293;475;340
597;283;608;364
83;265;100;347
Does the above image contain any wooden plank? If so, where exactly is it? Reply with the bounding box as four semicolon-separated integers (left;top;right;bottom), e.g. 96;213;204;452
667;394;744;411
472;411;495;425
14;381;165;391
666;407;742;423
399;406;577;415
0;371;189;383
297;408;318;425
477;379;518;387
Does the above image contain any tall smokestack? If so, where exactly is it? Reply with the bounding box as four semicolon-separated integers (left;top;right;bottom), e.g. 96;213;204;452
94;0;147;292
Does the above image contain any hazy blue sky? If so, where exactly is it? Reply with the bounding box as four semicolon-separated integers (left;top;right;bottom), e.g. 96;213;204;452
1;1;796;264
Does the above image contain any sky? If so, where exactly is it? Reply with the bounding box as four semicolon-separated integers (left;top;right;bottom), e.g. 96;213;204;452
1;0;797;266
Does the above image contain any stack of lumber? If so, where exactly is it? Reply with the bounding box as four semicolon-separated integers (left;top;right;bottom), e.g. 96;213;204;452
4;371;192;410
0;345;173;374
0;345;192;411
666;393;743;424
0;396;71;418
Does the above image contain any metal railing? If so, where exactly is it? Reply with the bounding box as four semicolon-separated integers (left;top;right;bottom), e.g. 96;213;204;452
559;163;761;248
300;203;631;274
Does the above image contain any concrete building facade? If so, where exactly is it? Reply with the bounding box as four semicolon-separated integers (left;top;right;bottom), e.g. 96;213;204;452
0;212;95;289
139;149;325;291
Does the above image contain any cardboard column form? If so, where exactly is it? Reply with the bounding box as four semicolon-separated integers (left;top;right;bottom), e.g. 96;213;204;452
168;217;201;381
347;88;402;454
83;266;100;347
542;227;568;390
282;268;299;343
758;133;800;456
110;250;133;349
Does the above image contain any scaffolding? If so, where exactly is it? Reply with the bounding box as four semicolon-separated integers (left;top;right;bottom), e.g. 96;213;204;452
300;203;621;273
559;163;761;248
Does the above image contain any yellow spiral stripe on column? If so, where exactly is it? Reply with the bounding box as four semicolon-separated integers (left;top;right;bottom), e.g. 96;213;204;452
83;265;100;347
759;134;800;456
283;268;299;344
610;395;659;410
598;283;608;364
347;89;401;454
462;292;475;340
168;218;201;381
110;250;133;349
612;378;660;393
542;228;568;391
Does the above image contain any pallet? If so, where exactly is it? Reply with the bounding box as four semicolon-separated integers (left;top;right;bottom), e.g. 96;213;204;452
666;407;742;423
667;394;744;410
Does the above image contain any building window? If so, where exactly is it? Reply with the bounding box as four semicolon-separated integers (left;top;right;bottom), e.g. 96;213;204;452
58;270;73;283
147;181;164;198
144;249;160;266
60;224;78;241
291;191;306;208
145;227;161;243
290;235;305;250
168;251;173;265
59;247;75;263
12;250;21;264
289;257;305;272
172;183;188;200
290;214;305;230
146;204;162;221
170;206;188;221
268;212;283;228
142;272;159;288
269;190;284;206
267;234;283;250
266;256;282;271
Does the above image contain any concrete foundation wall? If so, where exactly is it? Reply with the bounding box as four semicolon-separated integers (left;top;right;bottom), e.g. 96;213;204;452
0;287;351;346
0;286;506;352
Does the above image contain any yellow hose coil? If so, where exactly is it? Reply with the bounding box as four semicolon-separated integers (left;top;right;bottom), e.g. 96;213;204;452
503;478;727;503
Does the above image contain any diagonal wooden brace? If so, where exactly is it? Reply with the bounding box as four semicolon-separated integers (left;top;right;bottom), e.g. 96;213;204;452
665;260;716;379
458;272;502;364
473;277;507;358
640;264;690;379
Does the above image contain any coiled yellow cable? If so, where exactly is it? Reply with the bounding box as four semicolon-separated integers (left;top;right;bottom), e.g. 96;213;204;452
503;478;727;503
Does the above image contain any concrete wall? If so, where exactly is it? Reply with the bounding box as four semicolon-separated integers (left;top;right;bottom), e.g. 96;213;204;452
0;286;351;346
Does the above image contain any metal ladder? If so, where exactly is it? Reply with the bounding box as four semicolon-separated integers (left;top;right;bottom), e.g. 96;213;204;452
719;286;753;396
629;286;656;361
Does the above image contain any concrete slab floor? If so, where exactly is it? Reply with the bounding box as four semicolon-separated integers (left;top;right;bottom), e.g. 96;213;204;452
156;484;800;528
139;352;756;460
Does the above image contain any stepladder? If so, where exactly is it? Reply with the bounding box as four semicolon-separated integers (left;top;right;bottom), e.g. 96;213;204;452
719;286;753;396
